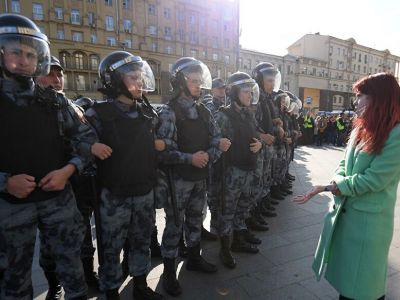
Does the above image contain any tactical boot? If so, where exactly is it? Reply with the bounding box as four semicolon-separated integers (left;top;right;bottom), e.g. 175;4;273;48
245;216;269;231
105;289;120;300
231;231;259;254
186;244;217;273
219;236;236;269
44;271;62;300
133;274;164;300
270;185;285;200
201;226;218;241
162;258;182;297
243;229;262;245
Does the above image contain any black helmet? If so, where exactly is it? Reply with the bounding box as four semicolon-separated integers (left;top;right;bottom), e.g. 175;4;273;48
50;55;64;71
170;57;211;99
98;50;155;99
212;78;225;89
273;90;290;110
75;96;94;111
252;62;281;93
226;71;259;106
0;14;50;78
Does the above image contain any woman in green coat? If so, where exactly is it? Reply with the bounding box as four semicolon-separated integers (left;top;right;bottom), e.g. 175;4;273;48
295;73;400;300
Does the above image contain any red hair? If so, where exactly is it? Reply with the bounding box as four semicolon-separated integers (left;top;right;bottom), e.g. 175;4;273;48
352;73;400;154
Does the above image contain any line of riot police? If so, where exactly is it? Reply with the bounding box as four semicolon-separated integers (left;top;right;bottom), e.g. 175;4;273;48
0;13;302;300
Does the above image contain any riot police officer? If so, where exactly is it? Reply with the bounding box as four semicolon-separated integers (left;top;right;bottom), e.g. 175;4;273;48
0;14;96;300
85;51;164;300
214;72;263;268
156;57;230;296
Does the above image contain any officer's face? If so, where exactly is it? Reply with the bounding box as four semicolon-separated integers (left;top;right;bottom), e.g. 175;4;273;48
36;66;64;91
212;86;225;99
238;87;252;107
185;73;202;98
123;70;143;99
263;76;275;93
2;41;38;76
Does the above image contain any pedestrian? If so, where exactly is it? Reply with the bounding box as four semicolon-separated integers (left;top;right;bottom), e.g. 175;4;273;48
294;73;400;300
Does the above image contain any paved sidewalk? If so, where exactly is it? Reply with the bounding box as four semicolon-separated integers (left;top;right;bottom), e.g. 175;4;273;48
32;145;400;299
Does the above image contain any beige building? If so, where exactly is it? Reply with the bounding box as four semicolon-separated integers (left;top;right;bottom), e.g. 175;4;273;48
288;33;400;112
1;0;240;102
238;48;299;96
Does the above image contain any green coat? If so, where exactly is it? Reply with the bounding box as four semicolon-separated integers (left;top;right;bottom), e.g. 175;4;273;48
313;124;400;299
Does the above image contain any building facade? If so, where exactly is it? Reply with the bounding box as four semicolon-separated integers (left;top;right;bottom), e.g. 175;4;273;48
1;0;240;102
288;33;400;112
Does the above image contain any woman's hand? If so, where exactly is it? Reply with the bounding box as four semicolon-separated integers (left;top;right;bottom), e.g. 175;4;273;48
293;185;325;204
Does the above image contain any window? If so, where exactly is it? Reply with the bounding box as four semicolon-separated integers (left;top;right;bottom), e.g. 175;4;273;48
212;37;218;48
357;65;360;72
88;12;96;26
123;19;132;32
164;8;171;19
223;22;229;32
165;46;173;55
189;14;196;25
71;9;80;24
88;0;96;3
190;49;198;58
224;39;230;48
177;11;185;21
202;50;207;58
358;53;361;62
148;4;156;16
11;0;20;13
90;55;99;70
151;42;157;52
190;31;198;44
76;75;86;91
74;52;84;69
123;39;132;49
72;31;83;42
90;34;97;44
57;30;64;40
364;54;367;64
164;27;172;39
122;0;131;9
59;52;69;68
212;53;218;61
107;37;116;46
55;7;63;20
105;0;112;6
224;55;230;64
105;16;114;31
177;28;184;41
148;25;157;35
63;73;68;89
32;3;44;20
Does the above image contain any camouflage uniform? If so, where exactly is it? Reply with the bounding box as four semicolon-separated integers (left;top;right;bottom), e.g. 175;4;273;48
214;106;259;237
85;99;158;292
157;97;221;258
0;80;96;300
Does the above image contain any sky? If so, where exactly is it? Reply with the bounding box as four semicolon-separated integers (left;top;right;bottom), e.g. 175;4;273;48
239;0;400;57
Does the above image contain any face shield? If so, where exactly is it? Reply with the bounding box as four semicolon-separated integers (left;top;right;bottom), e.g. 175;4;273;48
0;34;50;77
231;78;260;106
111;56;155;92
281;94;291;110
288;102;300;116
180;61;212;90
260;66;282;92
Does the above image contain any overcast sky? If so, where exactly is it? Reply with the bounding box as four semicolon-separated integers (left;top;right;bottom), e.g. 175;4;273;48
239;0;400;57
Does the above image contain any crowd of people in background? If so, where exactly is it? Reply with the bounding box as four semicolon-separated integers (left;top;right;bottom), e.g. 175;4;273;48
298;111;354;147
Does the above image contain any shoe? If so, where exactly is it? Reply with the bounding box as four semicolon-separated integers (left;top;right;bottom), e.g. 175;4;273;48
201;226;218;241
279;184;293;195
270;186;285;200
245;216;269;231
243;230;262;245
133;274;164;300
231;231;259;254
186;244;217;273
162;258;182;297
44;271;62;300
219;236;236;269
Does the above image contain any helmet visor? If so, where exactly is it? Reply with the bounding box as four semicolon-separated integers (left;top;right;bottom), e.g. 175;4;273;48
115;59;155;92
237;81;260;106
260;66;282;92
182;61;212;90
0;34;50;77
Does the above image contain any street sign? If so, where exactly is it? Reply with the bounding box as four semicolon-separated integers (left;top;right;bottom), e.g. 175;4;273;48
306;96;312;104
